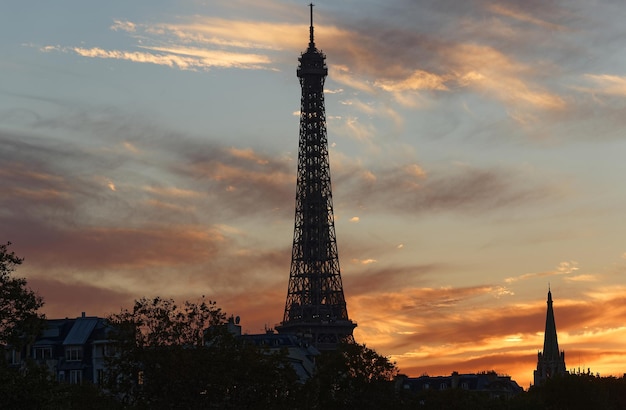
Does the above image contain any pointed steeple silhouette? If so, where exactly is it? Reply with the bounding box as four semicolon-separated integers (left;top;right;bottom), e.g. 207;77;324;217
534;288;567;385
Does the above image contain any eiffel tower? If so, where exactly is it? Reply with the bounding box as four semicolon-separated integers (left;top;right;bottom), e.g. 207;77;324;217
275;4;356;350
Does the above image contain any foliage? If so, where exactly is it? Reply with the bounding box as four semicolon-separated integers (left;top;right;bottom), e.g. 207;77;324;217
0;358;57;409
396;373;626;410
191;330;299;410
0;242;45;349
519;373;626;410
0;242;117;409
105;297;299;409
400;387;511;410
104;296;225;405
0;359;121;410
300;341;400;409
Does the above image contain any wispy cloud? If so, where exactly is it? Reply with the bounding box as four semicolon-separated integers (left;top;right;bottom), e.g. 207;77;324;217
40;14;299;72
142;185;204;199
149;18;304;51
505;261;579;283
446;44;566;111
334;161;557;215
138;45;271;69
486;3;567;31
42;45;271;71
110;19;136;33
565;274;598;283
309;2;586;144
38;6;569;128
374;70;450;92
579;74;626;97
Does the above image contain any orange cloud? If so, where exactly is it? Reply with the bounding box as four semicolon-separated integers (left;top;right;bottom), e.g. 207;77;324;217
374;70;450;92
447;43;566;111
0;163;65;184
70;46;270;71
351;288;626;387
149;19;299;50
6;187;69;201
28;278;135;319
142;185;204;199
110;19;136;33
139;45;271;69
45;14;349;74
580;74;626;97
20;225;224;271
505;261;579;283
227;147;270;165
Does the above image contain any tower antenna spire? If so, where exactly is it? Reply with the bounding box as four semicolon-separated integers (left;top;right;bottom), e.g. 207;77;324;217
309;3;315;47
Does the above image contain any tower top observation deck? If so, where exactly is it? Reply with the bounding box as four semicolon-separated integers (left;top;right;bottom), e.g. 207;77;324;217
297;3;328;78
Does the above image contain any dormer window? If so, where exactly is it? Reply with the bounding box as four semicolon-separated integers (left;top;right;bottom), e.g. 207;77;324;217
65;346;82;361
33;346;53;360
8;349;21;365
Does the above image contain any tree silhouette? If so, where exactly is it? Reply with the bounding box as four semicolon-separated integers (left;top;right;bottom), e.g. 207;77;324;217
300;341;400;409
105;296;299;409
0;242;45;349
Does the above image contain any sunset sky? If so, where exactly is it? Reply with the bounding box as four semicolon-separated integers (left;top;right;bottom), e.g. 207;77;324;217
2;0;626;388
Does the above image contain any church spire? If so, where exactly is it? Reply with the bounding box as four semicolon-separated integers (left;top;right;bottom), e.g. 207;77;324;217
534;288;567;385
542;288;560;361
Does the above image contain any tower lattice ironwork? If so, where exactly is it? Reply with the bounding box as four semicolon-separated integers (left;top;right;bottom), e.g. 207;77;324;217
276;4;356;350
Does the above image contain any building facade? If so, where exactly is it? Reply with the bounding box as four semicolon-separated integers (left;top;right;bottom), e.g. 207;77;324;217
7;313;111;385
398;371;522;399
